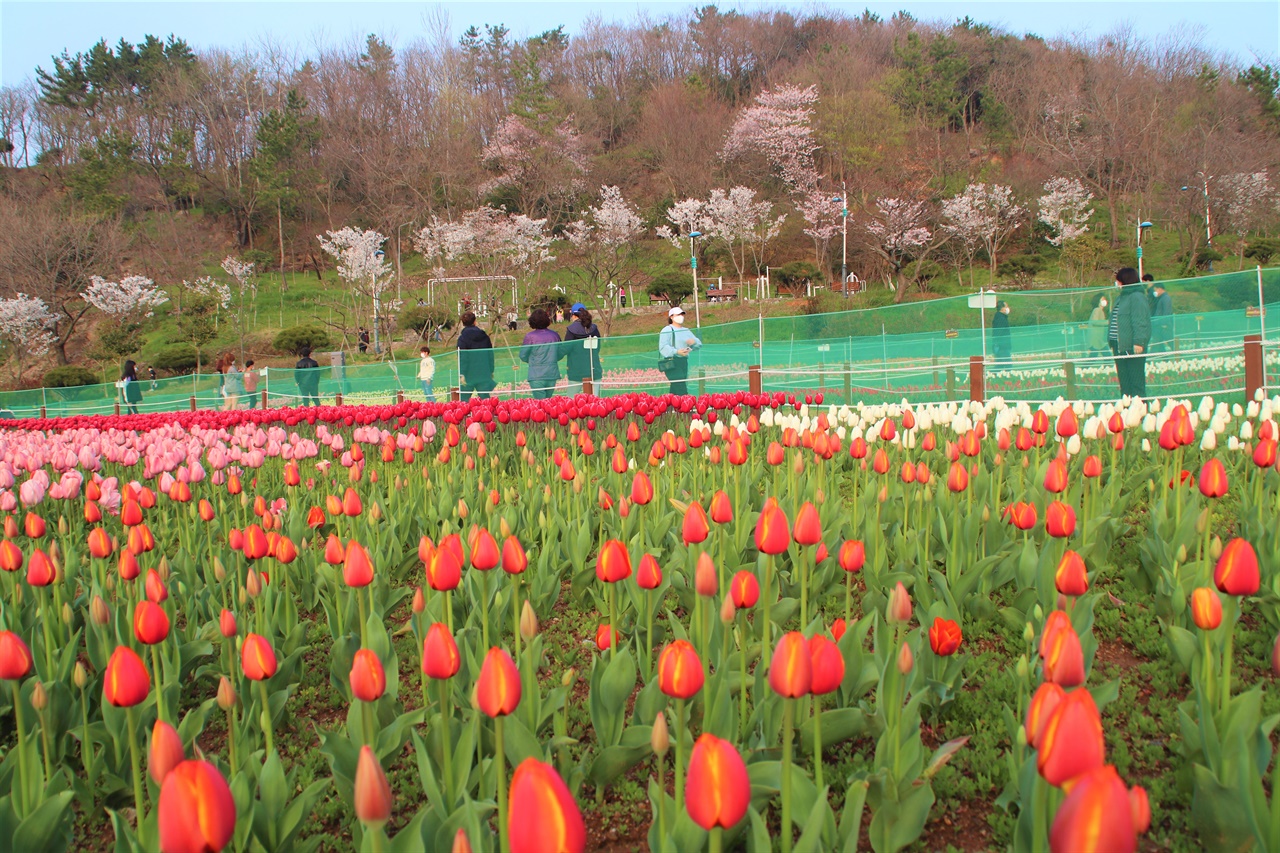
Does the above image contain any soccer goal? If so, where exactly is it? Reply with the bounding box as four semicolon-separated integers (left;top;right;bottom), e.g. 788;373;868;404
425;276;519;320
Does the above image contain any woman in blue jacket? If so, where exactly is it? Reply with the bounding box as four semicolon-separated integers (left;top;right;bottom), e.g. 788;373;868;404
657;306;701;396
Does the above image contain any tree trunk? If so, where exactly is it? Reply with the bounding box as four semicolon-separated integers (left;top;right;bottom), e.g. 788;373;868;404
277;200;288;293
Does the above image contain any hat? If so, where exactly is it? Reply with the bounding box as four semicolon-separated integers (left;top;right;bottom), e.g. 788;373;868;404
668;307;685;318
570;302;585;313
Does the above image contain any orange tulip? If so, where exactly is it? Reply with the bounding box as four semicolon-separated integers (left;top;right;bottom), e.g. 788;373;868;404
1129;784;1150;835
730;571;760;608
158;759;236;853
501;536;528;575
1190;587;1223;630
148;719;185;785
1048;764;1136;853
682;502;710;545
768;631;812;698
1214;538;1260;596
685;734;750;830
121;499;144;526
1198;459;1228;498
241;634;278;681
1045;501;1076;538
21;513;44;538
343;541;375;587
476;647;521;717
219;609;236;639
792;502;822;546
422;623;461;679
241;524;269;560
635;554;662;590
1082;455;1103;478
134;600;171;645
694;552;717;596
1008;502;1038;530
594;624;621;651
595;539;632;583
470;528;500;571
84;500;103;523
427;546;462;591
0;631;32;680
508;758;586;853
630;472;653;505
1055;551;1089;597
1254;439;1278;469
323;534;345;565
0;540;22;572
928;617;963;656
1025;682;1065;748
350;649;386;702
104;645;150;707
354;745;393;828
947;461;969;493
1056;407;1079;438
657;640;704;699
709;491;733;524
754;498;790;555
1041;617;1085;688
198;499;216;522
118;550;140;581
808;634;845;695
274;535;298;564
342;487;363;517
838;540;865;572
145;568;168;603
1037;688;1105;786
26;548;53;586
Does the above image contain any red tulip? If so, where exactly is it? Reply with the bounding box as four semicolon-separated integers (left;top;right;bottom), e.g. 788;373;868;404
354;745;392;828
1214;538;1260;596
1082;455;1103;478
792;502;822;546
682;502;710;545
1198;458;1228;498
104;645;150;707
596;539;632;583
1055;551;1089;597
199;500;216;522
838;540;865;572
508;758;586;853
121;499;144;526
323;534;345;565
476;647;521;717
1025;682;1066;748
629;472;653;506
87;527;113;558
1008;502;1038;530
1045;501;1076;538
274;535;298;564
350;649;386;702
1190;587;1223;630
470;528;500;571
427;546;462;592
118;550;140;581
831;618;847;642
158;760;236;853
0;540;22;572
342;487;363;517
1037;689;1105;786
636;554;662;590
1254;439;1278;469
1049;765;1136;853
1044;460;1069;493
1041;616;1086;688
768;631;812;698
241;634;278;681
928;617;963;656
146;569;168;604
148;719;185;785
241;524;269;560
134;600;171;645
502;536;528;574
1056;407;1079;438
729;571;760;609
946;461;969;492
219;609;237;638
0;631;32;680
594;624;621;651
26;548;53;586
657;640;704;699
685;734;751;830
422;623;461;679
754;498;790;555
1129;785;1150;835
808;634;845;695
709;491;733;524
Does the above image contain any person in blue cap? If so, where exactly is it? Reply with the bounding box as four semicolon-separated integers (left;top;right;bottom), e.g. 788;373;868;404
565;303;602;388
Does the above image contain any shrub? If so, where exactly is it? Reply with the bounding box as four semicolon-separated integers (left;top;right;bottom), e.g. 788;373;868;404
240;249;274;270
399;305;452;335
646;272;693;306
42;365;98;388
1245;237;1280;265
152;344;199;373
273;324;332;355
1000;254;1047;288
774;261;823;293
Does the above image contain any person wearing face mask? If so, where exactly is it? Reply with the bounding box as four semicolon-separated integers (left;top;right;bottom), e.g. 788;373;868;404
657;306;701;396
1088;293;1111;356
991;301;1012;368
1111;267;1151;399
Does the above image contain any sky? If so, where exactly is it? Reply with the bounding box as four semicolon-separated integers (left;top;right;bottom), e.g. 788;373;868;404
1;0;1277;87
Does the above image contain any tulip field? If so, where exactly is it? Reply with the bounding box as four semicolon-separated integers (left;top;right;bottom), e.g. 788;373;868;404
0;389;1279;852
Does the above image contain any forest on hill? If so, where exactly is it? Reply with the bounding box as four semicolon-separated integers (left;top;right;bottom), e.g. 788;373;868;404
0;6;1277;379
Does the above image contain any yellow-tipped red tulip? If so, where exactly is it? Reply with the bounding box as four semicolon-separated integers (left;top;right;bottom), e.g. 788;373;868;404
1190;587;1222;630
1025;681;1065;749
342;540;374;587
158;759;236;853
768;632;812;698
476;647;521;717
792;502;821;546
685;734;750;831
754;498;790;555
595;539;632;583
1055;551;1089;597
470;528;500;570
1048;764;1136;853
508;758;586;853
682;502;710;545
1214;538;1259;596
1037;688;1105;786
1198;458;1228;498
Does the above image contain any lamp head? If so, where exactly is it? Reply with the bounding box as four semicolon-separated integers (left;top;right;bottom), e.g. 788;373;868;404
688;231;702;239
1140;221;1153;229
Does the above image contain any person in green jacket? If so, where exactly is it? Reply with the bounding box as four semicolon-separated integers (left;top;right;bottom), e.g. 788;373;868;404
1110;267;1151;399
1087;293;1111;355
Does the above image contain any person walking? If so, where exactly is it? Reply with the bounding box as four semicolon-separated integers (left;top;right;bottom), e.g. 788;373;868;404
120;360;142;415
243;360;259;408
657;306;701;396
991;301;1012;368
294;346;322;407
218;353;243;411
358;327;370;354
1087;294;1111;356
564;304;603;389
417;346;436;399
147;365;158;391
1111;267;1152;399
457;311;495;401
1150;281;1173;353
520;308;565;400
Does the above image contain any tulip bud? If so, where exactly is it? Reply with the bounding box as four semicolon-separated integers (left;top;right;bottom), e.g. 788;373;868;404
1033;604;1044;622
1210;536;1223;559
877;486;888;503
720;596;736;625
62;602;73;624
457;499;468;519
1015;655;1029;680
213;558;227;582
561;668;576;688
694;553;717;597
1176;544;1188;564
520;601;539;640
1196;508;1209;534
1023;622;1035;645
245;569;261;599
981;505;991;522
73;661;88;689
57;516;68;536
90;595;110;626
238;587;247;606
887;582;912;624
158;556;170;581
30;680;47;711
217;675;236;710
499;517;513;539
651;711;670;757
369;503;382;522
1016;724;1028;748
896;642;914;674
452;829;473;853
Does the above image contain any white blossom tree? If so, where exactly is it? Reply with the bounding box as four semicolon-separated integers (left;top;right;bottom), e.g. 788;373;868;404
318;228;393;351
565;186;644;330
942;183;1024;284
795;189;842;277
414;206;554;280
1037;177;1094;247
1218;172;1275;264
866;198;936;297
0;293;56;381
81;275;169;317
703;187;785;283
720;85;820;194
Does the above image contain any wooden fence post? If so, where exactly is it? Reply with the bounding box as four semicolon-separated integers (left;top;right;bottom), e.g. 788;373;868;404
189;396;197;411
335;393;343;406
582;378;594;396
450;388;460;402
1065;362;1077;399
969;356;985;403
261;390;268;408
1244;334;1264;401
749;365;762;396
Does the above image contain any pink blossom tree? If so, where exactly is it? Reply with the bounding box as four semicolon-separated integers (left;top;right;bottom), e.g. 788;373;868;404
1037;177;1094;247
720;85;820;195
942;183;1024;284
0;293;56;381
865;197;937;298
565;186;643;331
796;189;842;277
703;187;785;283
480;114;588;221
414;206;554;279
1218;172;1275;264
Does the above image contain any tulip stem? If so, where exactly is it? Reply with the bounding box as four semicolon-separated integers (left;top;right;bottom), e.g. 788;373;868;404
844;571;853;626
445;589;453;634
79;681;93;788
496;716;508;853
481;571;491;650
150;645;166;722
739;615;749;735
259;680;274;756
226;704;237;771
126;705;146;846
36;703;52;785
438;680;454;805
11;681;29;818
655;751;666;843
799;548;809;630
608;583;617;661
512;575;522;660
674;697;687;817
813;697;824;793
1200;629;1215;711
358;585;369;649
761;555;773;646
362;699;376;748
1031;774;1049;853
40;590;54;675
709;826;723;853
781;697;794;853
1221;598;1236;717
645;590;654;681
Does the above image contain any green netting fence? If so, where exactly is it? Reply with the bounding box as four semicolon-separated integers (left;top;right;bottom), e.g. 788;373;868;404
7;267;1278;419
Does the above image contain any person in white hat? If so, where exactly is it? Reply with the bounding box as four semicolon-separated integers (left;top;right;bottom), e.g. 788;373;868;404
657;306;702;396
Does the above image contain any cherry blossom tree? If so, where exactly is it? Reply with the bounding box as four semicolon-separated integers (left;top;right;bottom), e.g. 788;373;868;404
865;198;936;298
319;228;393;350
1218;172;1276;264
795;189;842;277
941;183;1024;284
720;85;820;194
0;293;56;381
414;206;554;279
480;114;588;221
81;275;169;318
656;198;710;246
565;186;644;331
704;187;785;283
1037;177;1095;247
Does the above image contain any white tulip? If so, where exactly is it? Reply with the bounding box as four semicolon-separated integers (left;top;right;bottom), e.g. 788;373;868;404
1200;429;1216;451
1241;422;1254;440
1142;438;1151;452
1228;436;1241;451
1066;435;1081;456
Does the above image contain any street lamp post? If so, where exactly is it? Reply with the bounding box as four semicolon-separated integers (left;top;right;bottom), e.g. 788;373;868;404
688;231;702;328
835;182;848;297
1136;219;1153;279
373;249;385;355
